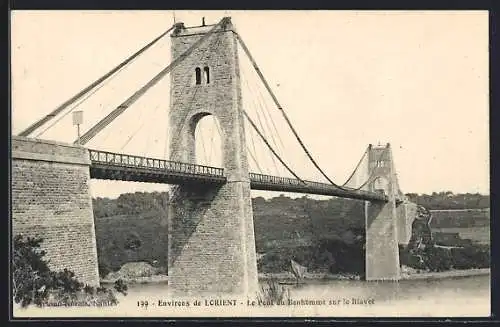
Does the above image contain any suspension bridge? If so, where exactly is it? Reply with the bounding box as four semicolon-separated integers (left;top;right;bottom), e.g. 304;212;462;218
12;17;416;296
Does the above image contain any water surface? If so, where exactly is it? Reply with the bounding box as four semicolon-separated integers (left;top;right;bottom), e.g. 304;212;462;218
14;274;490;318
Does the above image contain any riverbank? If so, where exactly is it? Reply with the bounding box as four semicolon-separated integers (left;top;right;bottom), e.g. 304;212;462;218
101;267;489;285
101;274;169;285
402;268;490;280
258;271;360;283
259;268;490;283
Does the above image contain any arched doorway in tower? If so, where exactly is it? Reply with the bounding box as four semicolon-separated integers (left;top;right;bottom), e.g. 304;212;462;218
193;114;223;168
373;176;390;195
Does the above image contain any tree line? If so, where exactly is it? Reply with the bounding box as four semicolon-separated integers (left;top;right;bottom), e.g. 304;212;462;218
92;191;489;276
93;191;489;219
405;192;489;210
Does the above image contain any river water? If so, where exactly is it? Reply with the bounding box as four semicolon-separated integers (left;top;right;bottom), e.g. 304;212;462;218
14;274;490;318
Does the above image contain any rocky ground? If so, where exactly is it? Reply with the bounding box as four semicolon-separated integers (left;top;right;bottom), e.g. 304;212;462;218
101;262;168;284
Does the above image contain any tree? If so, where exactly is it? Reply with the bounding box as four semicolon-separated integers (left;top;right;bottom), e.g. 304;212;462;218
124;232;142;251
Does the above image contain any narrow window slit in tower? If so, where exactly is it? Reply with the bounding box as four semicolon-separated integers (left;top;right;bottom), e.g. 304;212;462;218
195;67;202;85
204;67;210;84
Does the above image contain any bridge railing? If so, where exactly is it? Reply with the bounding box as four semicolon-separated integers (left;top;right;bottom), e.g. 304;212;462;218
249;173;385;198
89;149;224;177
249;173;303;186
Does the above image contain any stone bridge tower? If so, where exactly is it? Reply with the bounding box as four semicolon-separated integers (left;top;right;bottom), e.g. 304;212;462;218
345;143;413;280
167;19;258;296
364;143;401;280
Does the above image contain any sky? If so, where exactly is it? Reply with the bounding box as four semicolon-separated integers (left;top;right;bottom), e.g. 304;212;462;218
10;10;489;198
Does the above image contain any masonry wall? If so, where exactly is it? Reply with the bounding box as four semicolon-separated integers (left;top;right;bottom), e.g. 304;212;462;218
11;136;100;286
168;182;256;295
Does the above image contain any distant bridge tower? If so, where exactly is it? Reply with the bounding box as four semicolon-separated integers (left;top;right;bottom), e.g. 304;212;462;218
366;144;418;268
345;143;413;280
364;143;401;280
167;19;258;296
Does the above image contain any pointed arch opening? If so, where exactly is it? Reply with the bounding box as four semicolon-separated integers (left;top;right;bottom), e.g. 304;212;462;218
190;113;223;168
373;176;390;194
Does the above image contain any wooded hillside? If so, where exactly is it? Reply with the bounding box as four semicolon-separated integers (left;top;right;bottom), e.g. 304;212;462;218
92;191;490;276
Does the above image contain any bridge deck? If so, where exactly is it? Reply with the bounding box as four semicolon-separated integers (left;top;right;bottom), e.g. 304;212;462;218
89;150;388;202
89;150;226;185
249;173;387;202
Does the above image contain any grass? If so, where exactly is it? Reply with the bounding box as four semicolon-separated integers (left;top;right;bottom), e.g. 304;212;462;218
432;226;490;244
430;209;490;228
256;277;290;304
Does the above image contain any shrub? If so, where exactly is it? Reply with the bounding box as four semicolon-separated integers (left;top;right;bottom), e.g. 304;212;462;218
83;284;95;295
400;241;490;272
12;235;52;307
258;236;366;276
423;246;453;272
12;235;127;308
114;279;128;296
257;277;290;304
450;246;490;269
124;232;142;251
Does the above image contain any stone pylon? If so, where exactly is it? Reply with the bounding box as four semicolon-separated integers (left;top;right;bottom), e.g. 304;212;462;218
364;143;401;280
167;19;258;297
345;143;406;280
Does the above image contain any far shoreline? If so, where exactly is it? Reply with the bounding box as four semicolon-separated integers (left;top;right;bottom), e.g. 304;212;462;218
101;268;490;285
400;267;490;280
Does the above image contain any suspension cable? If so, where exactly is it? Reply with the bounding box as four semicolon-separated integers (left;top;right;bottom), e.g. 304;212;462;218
77;18;229;146
241;68;280;175
129;33;207;156
197;34;226;165
164;33;220;159
256;93;286;176
119;101;160;151
34;67;122;138
348;146;391;191
200;128;209;163
341;146;369;187
243;110;304;183
206;118;216;163
208;80;225;164
167;32;224;160
247;119;263;173
143;102;167;155
246;73;283;175
236;33;346;189
247;144;263;173
238;33;394;194
19;25;176;137
253;77;287;156
33;27;160;139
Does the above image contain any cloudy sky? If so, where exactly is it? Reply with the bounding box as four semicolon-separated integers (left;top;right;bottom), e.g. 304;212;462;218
11;10;489;198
